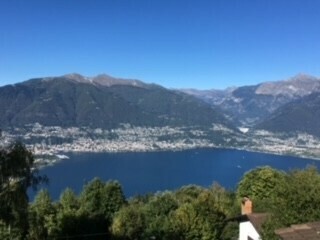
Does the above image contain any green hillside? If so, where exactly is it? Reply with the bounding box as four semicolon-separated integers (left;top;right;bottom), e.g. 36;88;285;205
0;76;234;130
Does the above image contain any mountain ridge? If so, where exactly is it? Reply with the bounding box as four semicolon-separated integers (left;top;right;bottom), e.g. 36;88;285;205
255;92;320;137
0;74;235;131
2;72;320;138
27;73;154;89
2;73;320;159
179;73;320;126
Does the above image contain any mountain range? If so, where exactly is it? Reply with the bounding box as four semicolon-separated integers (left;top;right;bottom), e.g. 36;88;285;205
1;73;320;138
256;92;320;137
0;74;233;130
180;74;320;136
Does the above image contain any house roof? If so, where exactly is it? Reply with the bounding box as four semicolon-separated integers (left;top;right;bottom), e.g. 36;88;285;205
229;213;269;234
246;213;269;233
275;221;320;240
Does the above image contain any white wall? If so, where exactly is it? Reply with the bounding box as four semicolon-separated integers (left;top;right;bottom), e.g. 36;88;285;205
239;221;261;240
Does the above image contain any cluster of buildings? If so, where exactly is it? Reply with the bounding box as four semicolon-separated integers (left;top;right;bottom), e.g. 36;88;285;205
1;123;320;164
250;130;320;159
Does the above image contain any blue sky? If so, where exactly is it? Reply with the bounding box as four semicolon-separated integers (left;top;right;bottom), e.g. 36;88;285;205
1;0;320;89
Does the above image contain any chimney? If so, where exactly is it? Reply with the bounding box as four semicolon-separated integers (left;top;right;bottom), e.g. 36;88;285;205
241;197;252;215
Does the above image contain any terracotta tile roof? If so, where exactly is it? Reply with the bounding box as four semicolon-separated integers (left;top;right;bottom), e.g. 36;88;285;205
275;221;320;240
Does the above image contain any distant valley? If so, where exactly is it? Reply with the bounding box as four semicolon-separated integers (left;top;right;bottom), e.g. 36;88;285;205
1;73;320;164
180;74;320;128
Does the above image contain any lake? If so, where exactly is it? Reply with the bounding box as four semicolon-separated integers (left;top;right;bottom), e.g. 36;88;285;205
32;148;320;200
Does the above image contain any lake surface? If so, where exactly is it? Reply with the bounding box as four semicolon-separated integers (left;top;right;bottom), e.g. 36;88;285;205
32;148;320;200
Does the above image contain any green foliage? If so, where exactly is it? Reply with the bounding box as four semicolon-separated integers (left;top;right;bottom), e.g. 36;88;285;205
277;166;320;223
28;190;56;239
59;188;79;212
209;183;236;216
0;220;23;240
143;192;178;239
111;203;146;240
57;178;125;240
236;166;286;212
104;180;127;221
209;183;239;239
52;188;81;238
0;142;47;238
260;166;320;239
260;217;282;240
235;166;320;239
171;189;227;240
175;184;205;204
24;178;127;240
79;178;125;222
144;192;178;217
111;184;232;240
79;178;108;217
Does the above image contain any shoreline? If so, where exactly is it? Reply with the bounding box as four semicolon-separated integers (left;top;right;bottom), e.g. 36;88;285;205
35;145;320;169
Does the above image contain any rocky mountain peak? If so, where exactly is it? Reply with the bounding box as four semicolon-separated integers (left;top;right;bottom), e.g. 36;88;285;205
40;73;150;88
255;74;320;97
63;73;91;83
92;74;148;88
289;73;318;82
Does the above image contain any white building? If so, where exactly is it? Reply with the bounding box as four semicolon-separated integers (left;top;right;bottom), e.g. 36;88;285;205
238;197;268;240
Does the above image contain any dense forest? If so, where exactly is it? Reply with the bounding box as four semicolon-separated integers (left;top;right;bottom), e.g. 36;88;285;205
1;143;320;239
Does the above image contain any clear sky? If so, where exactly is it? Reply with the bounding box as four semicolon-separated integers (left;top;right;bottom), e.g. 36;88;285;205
1;0;320;89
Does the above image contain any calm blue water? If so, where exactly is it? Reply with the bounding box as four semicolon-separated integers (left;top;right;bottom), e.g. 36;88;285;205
32;148;320;200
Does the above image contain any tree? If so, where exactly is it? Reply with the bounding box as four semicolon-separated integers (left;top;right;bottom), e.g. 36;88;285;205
103;180;126;222
236;166;286;212
0;142;47;238
78;178;126;239
79;178;125;221
261;166;320;239
143;192;178;239
59;188;79;212
209;183;239;240
275;166;320;224
171;189;227;240
111;202;146;240
209;183;235;216
28;189;56;240
53;188;81;238
175;184;204;204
